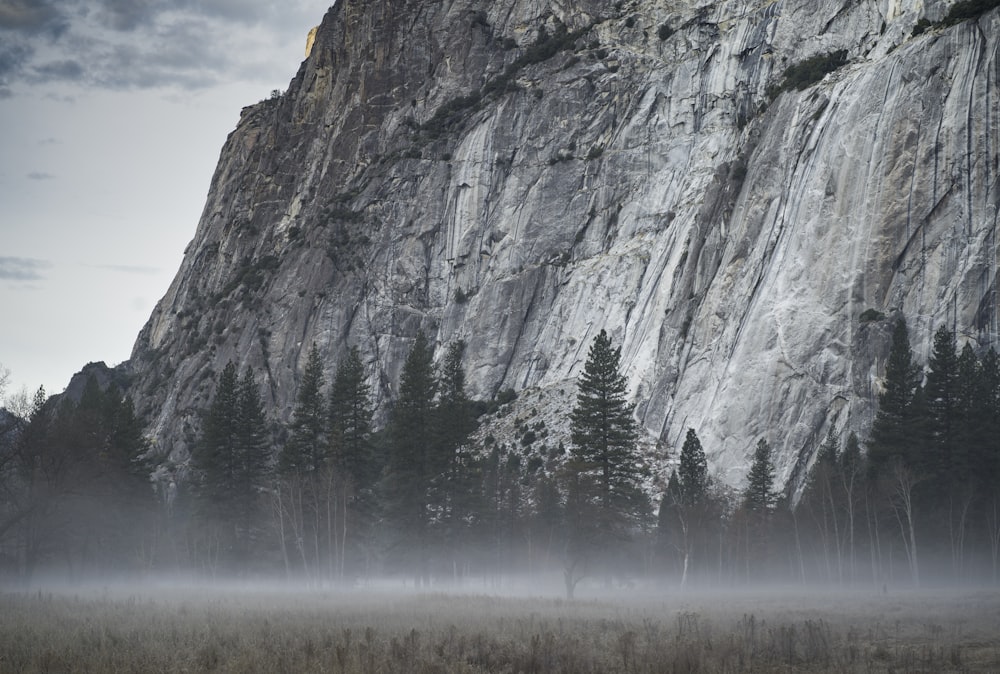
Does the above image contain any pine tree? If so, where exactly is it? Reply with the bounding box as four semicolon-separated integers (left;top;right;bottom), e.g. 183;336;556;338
329;346;375;492
195;363;271;569
971;348;1000;489
954;342;979;485
384;331;439;580
327;346;375;580
568;329;650;544
234;369;271;559
924;324;958;483
9;387;51;578
281;344;328;475
869;317;920;471
96;388;154;566
437;341;476;457
677;428;708;506
743;438;777;514
432;340;479;554
196;362;241;518
278;345;334;579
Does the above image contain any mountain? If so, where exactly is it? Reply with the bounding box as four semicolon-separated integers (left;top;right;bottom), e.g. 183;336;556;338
123;0;999;491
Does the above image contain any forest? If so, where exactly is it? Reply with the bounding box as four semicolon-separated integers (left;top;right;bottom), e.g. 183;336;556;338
0;317;998;593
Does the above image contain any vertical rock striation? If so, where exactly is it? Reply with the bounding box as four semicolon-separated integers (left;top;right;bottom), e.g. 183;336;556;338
126;0;999;491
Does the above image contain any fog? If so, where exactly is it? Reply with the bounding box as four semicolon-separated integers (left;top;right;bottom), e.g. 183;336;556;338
4;572;999;672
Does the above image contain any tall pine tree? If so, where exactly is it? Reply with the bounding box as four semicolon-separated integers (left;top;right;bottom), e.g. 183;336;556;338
327;345;375;580
743;438;777;514
384;331;439;582
869;317;920;472
329;346;375;493
568;330;650;547
432;340;480;561
194;363;271;570
923;325;959;484
281;344;328;474
677;428;708;506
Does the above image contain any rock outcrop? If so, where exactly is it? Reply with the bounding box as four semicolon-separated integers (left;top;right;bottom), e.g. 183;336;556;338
125;0;999;491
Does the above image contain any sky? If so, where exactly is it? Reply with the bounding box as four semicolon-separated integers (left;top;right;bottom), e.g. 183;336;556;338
0;0;328;400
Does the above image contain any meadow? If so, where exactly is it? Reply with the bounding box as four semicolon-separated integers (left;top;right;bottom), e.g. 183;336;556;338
1;581;998;672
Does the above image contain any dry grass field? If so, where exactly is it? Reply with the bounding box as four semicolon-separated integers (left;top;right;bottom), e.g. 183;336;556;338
1;582;999;672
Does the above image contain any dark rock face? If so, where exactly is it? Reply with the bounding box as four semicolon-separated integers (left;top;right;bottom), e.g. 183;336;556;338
124;0;1000;489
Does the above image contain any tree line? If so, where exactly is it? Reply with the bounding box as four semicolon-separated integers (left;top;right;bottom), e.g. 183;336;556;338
0;378;153;580
1;318;997;590
656;317;1000;587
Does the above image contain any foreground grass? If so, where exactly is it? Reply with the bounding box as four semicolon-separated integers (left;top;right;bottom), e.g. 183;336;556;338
1;584;999;672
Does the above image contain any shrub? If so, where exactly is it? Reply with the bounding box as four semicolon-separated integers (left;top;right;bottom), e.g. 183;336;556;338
658;23;674;41
771;50;849;97
496;388;517;406
859;308;885;323
911;17;932;36
943;0;1000;23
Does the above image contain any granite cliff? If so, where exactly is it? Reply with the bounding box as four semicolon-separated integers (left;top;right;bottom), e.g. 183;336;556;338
125;0;999;491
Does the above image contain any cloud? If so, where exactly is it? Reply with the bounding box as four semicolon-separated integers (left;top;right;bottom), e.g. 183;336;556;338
31;58;85;82
0;257;51;281
0;0;322;93
26;171;54;180
0;0;66;37
0;40;31;84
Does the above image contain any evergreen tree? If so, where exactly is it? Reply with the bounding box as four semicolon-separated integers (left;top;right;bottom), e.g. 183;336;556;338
432;341;480;557
234;369;271;538
327;346;375;579
955;342;980;484
94;387;154;567
677;428;708;506
743;438;777;514
196;362;240;517
281;344;328;475
329;346;375;491
869;317;921;471
194;363;271;569
278;345;338;580
384;331;439;581
437;341;477;457
9;387;52;578
568;330;650;546
924;324;959;483
971;348;1000;488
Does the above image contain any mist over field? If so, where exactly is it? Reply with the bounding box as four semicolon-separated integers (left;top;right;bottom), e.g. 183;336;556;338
3;575;1000;673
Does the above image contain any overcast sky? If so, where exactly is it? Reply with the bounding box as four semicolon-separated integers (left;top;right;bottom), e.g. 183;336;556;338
0;0;327;400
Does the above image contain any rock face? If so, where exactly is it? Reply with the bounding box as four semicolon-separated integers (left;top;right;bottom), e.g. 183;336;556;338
126;0;999;491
